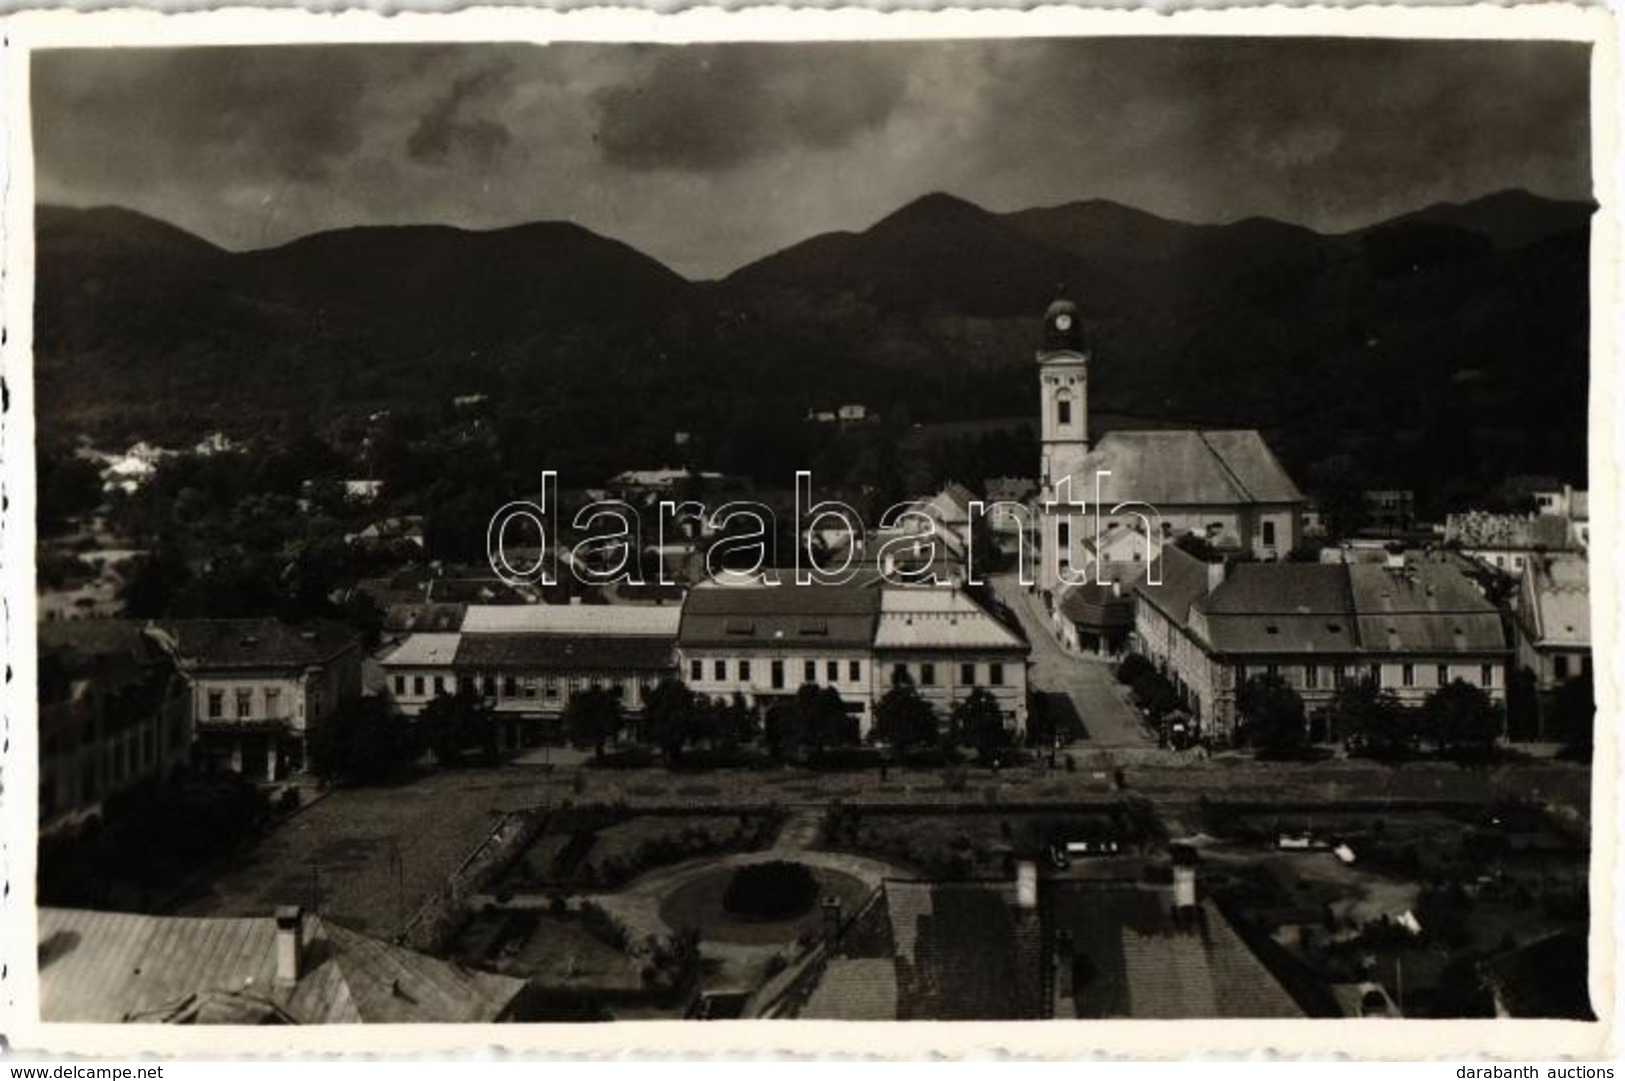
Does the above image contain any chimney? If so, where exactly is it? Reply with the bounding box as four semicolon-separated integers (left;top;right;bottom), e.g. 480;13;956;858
821;896;843;954
1170;845;1199;927
274;905;304;984
1205;560;1226;594
1055;930;1076;1001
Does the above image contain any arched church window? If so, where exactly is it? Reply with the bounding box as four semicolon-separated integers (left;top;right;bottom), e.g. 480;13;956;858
1056;391;1073;427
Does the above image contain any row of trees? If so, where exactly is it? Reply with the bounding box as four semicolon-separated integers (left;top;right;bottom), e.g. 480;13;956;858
1236;672;1505;760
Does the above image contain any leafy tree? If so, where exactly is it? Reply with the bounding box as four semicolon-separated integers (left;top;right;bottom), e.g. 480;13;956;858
563;685;625;759
1131;670;1181;720
716;691;759;749
421;690;499;766
1116;653;1155;687
1333;678;1417;759
1237;673;1307;753
1549;670;1595;752
643;678;696;763
1422;679;1503;759
950;686;1010;764
873;673;939;754
770;684;857;759
307;694;414;783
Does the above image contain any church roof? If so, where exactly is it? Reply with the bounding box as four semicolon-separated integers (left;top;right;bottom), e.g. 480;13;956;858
1069;430;1303;507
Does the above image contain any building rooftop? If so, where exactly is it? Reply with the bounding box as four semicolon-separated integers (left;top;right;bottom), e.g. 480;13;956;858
679;583;880;649
460;603;682;637
379;633;463;668
1519;554;1591;649
38;907;527;1024
873;587;1026;652
1069;430;1304;506
455;633;677;672
151;619;360;670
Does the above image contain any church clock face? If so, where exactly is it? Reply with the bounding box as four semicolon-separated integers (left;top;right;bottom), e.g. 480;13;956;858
1055;313;1073;332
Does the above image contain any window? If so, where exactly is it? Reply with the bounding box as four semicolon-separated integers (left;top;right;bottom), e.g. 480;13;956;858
715;659;727;681
770;660;784;690
1057;521;1070;547
1304;664;1319;690
208;691;224;719
739;660;752;682
1481;664;1495;687
805;660;817;684
1236;665;1248;685
413;676;425;696
1265;664;1279;679
393;675;406;695
1402;664;1415;688
1262;521;1277;547
433;675;445;696
503;675;517;698
544;678;560;700
849;660;861;682
1554;655;1569;680
482;675;496;697
236;689;252;719
459;676;474;696
827;660;840;682
990;663;1005;687
1057;393;1072;427
691;658;703;681
1438;664;1449;687
921;663;936;686
1369;664;1382;687
522;677;538;699
961;663;976;686
265;688;282;717
893;663;909;687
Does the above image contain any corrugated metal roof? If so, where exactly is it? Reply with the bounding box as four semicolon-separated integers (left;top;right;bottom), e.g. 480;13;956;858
461;603;682;637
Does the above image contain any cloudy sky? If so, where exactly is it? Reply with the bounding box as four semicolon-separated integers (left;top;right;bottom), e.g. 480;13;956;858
33;37;1591;279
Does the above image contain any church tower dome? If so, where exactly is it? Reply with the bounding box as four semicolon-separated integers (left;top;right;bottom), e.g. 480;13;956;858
1041;298;1085;354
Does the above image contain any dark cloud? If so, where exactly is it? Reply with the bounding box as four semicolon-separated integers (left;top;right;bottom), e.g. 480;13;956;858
406;62;514;170
34;46;372;185
30;38;1592;276
592;45;909;172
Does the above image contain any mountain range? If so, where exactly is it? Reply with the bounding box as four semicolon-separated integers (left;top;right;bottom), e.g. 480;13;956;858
34;187;1593;496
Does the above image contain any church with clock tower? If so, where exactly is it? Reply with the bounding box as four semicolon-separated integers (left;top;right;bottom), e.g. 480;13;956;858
1031;295;1308;604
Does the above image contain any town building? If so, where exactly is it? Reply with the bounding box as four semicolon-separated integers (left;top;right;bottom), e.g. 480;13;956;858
1513;552;1591;692
1032;297;1306;600
148;619;363;780
37;620;192;833
677;582;881;730
382;603;682;746
872;586;1030;732
761;858;1306;1019
38;905;531;1023
1443;510;1579;577
1134;548;1509;741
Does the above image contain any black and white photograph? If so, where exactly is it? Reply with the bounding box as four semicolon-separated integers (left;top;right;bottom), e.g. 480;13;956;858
3;8;1614;1057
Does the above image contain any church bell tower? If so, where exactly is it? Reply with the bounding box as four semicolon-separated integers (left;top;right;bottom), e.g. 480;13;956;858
1037;297;1090;489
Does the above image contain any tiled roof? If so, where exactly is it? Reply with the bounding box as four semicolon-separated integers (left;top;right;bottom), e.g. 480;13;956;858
1057;583;1134;629
1051;884;1303;1019
379;633;462;668
153;619;359;670
38;907;525;1024
383;602;467;633
881;880;1045;1020
873;587;1026;652
1204;564;1349;615
1479;929;1594;1020
679;583;880;649
1520;554;1591;649
1133;544;1212;625
1444;511;1577;552
1069;430;1304;506
461;604;682;637
984;476;1037;503
1346;563;1507;655
800;958;899;1020
455;633;676;672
